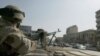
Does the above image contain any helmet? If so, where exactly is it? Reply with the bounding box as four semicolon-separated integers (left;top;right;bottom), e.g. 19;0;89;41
0;5;25;22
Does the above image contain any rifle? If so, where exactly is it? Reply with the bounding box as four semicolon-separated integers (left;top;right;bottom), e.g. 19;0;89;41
31;29;61;49
48;29;61;46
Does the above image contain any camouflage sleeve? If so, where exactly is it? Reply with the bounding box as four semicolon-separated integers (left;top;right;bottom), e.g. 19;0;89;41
6;33;36;55
18;36;36;53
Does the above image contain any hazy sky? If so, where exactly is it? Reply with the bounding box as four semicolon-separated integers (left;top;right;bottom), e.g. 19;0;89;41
0;0;99;37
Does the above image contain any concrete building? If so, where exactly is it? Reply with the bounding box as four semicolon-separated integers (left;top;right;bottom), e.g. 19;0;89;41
96;10;100;50
67;25;78;34
96;10;100;41
63;33;78;43
19;25;32;36
79;29;96;45
63;29;96;46
64;25;78;43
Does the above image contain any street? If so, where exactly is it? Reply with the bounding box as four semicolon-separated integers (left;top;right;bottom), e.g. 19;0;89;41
25;46;100;56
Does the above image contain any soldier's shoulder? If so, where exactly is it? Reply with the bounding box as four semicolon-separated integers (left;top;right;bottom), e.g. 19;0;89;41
0;26;24;37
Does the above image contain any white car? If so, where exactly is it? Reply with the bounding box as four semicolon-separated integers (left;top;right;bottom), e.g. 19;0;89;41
73;44;86;50
78;44;86;50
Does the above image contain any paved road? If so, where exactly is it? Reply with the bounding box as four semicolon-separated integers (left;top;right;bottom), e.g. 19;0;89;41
25;47;100;56
48;47;100;56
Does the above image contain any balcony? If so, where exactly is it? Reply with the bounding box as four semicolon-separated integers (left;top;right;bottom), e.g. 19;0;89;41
96;14;100;18
96;24;100;27
97;29;100;32
96;19;100;23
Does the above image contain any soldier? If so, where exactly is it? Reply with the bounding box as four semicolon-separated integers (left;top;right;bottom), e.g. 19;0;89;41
0;5;36;56
36;29;47;50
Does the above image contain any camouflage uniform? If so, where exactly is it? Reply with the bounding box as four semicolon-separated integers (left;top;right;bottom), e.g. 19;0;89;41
36;29;47;50
0;5;36;56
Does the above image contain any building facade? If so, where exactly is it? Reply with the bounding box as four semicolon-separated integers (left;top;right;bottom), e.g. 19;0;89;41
19;25;32;36
67;25;78;34
96;10;100;50
96;10;100;41
19;25;32;37
63;29;96;46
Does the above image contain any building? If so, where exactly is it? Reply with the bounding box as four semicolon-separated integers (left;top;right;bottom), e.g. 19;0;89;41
79;29;96;45
67;25;78;34
64;25;78;43
63;28;96;46
20;25;32;34
96;10;100;50
63;32;78;43
96;10;100;41
19;25;32;36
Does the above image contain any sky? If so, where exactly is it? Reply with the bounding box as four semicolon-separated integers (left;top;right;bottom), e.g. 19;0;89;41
0;0;100;37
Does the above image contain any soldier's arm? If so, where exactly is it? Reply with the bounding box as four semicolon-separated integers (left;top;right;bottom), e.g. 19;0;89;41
5;33;36;55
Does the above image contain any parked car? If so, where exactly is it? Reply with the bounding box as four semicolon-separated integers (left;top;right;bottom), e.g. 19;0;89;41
72;44;86;50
